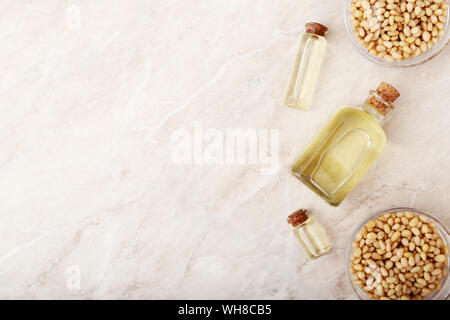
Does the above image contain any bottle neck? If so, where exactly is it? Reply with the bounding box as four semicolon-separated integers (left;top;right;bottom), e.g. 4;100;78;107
306;32;325;40
361;90;393;124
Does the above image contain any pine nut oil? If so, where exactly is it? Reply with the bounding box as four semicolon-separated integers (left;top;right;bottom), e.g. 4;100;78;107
288;209;331;260
284;22;328;110
291;82;400;207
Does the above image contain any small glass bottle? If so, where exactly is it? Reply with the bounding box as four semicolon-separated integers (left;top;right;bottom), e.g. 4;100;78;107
284;22;328;110
291;82;400;207
287;209;331;260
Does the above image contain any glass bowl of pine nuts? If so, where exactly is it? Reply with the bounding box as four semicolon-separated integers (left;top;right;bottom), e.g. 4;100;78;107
345;0;450;68
345;207;450;300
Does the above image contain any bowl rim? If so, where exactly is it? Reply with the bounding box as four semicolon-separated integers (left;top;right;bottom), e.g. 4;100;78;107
345;206;450;300
344;0;450;69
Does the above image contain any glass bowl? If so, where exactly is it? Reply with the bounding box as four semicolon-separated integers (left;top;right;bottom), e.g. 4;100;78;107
344;0;450;68
345;207;450;300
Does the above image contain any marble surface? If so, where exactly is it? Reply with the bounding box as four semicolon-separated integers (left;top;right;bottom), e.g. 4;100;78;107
0;0;449;300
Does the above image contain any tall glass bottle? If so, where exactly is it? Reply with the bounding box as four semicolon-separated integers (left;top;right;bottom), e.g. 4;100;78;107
284;22;328;110
287;209;331;260
291;82;400;207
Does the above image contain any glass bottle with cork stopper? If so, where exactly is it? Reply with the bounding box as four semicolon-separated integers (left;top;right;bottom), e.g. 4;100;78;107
284;22;328;110
291;82;401;207
287;209;331;260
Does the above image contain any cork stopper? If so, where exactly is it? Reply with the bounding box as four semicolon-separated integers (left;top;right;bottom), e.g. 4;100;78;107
287;209;309;227
376;81;400;105
305;22;328;37
367;81;400;116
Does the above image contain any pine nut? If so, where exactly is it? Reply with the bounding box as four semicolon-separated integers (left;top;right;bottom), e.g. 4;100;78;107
420;252;427;261
402;230;412;238
424;263;434;272
412;227;421;236
409;217;419;227
392;231;401;242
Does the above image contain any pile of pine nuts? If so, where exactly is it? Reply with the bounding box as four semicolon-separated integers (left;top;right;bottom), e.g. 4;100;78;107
350;211;449;300
350;0;449;62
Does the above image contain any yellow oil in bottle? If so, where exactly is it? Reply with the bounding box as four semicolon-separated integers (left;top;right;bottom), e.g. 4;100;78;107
291;82;400;207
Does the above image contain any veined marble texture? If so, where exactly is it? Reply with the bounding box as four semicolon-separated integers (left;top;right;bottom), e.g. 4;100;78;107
0;0;449;300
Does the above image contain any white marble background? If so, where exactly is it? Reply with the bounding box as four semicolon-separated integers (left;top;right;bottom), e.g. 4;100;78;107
0;0;449;299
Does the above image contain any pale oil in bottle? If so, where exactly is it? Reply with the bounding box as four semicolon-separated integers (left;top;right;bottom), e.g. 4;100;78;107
287;209;331;260
284;22;328;110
